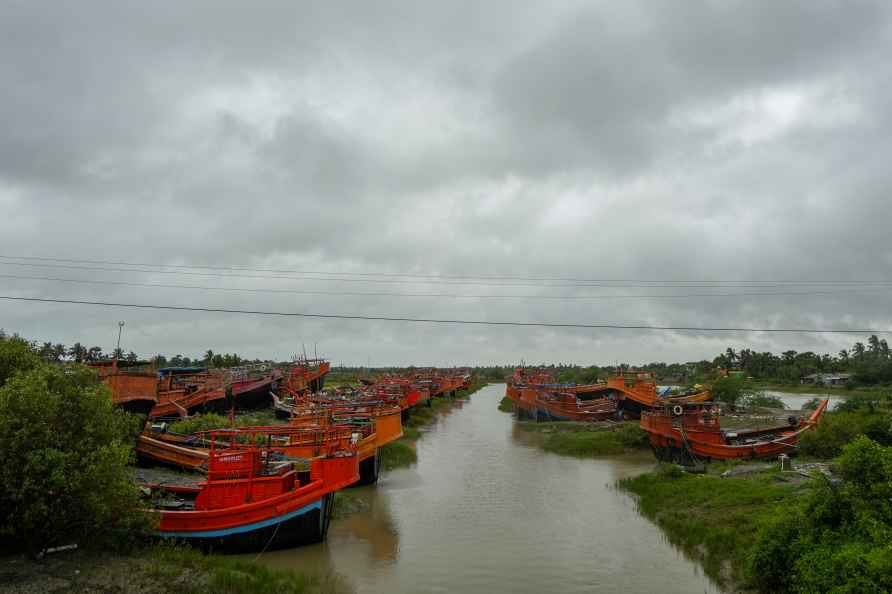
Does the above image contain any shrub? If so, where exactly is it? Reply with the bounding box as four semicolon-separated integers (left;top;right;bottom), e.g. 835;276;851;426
742;393;785;409
0;336;41;388
0;364;150;554
799;410;892;458
748;436;892;593
710;376;755;408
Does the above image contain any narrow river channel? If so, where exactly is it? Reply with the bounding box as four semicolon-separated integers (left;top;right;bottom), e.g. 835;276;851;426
253;384;722;593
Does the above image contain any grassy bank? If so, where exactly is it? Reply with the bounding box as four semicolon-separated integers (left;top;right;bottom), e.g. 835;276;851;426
378;440;417;470
1;544;343;594
531;422;649;457
497;396;513;412
620;465;807;589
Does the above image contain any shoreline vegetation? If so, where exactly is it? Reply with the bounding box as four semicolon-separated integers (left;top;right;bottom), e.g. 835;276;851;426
499;374;892;592
1;544;344;594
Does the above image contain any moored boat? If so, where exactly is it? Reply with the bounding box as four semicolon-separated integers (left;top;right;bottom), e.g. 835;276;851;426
89;360;159;416
142;429;359;552
640;399;830;463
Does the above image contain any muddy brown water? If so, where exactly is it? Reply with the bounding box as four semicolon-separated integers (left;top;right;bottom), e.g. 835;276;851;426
249;384;722;593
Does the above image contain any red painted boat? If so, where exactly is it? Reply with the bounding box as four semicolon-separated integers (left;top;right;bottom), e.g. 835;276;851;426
142;429;359;552
506;369;711;420
640;399;830;463
149;367;225;418
511;387;617;422
282;359;330;395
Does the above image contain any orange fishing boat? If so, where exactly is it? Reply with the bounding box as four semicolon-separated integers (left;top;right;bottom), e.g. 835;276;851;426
142;428;358;552
149;367;225;418
89;360;159;416
506;369;711;420
640;399;830;463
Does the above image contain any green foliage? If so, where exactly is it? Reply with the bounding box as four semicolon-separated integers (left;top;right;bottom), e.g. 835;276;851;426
748;437;892;593
802;397;821;410
0;335;42;388
0;364;150;554
378;441;417;470
710;376;754;407
497;396;514;412
742;392;786;409
621;468;801;587
168;410;282;435
799;410;892;458
542;423;647;457
147;543;339;594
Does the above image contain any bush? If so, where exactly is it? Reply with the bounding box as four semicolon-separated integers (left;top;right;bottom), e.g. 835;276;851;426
710;376;755;408
742;392;785;409
799;410;892;458
0;336;41;388
748;436;892;593
0;364;150;554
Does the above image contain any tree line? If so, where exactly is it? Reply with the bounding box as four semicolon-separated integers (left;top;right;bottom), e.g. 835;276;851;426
0;330;259;369
476;334;892;386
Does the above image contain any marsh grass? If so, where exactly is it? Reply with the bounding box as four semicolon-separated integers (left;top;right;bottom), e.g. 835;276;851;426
540;422;648;457
147;544;343;594
619;467;805;588
378;441;417;470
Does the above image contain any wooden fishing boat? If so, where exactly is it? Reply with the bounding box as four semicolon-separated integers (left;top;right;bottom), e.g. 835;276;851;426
506;369;712;420
149;368;226;418
89;360;159;416
283;358;330;394
640;399;830;463
142;429;359;552
282;400;404;484
513;388;617;422
225;365;283;410
136;430;209;471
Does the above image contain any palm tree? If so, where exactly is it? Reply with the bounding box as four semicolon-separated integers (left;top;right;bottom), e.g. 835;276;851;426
68;342;87;362
838;349;849;362
852;342;866;359
868;335;881;355
725;348;737;367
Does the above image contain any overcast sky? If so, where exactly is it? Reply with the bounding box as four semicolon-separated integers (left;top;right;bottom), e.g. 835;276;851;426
2;1;891;366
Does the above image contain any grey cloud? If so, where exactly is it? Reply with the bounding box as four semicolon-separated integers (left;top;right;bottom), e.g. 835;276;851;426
1;1;892;365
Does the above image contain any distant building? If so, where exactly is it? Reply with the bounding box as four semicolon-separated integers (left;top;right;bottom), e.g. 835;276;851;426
801;373;851;386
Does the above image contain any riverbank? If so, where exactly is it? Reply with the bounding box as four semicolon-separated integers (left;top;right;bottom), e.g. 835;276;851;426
516;420;648;457
619;462;814;592
0;545;344;594
751;382;890;396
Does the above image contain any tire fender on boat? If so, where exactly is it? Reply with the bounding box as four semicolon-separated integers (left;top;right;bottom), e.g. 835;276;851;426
672;404;684;416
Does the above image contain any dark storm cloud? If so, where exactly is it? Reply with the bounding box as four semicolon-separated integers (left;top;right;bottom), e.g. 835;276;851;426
2;0;891;364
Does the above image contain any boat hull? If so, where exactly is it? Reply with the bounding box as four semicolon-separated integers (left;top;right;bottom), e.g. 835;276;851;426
158;493;335;553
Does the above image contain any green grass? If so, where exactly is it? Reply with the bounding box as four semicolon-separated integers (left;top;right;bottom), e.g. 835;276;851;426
168;410;283;434
332;490;368;519
145;544;342;593
620;466;807;588
540;422;648;457
378;441;417;470
497;397;514;412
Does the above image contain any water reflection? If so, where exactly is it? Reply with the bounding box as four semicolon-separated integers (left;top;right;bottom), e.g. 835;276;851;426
251;385;723;594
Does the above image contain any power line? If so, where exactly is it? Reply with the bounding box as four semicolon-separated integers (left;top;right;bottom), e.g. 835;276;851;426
2;272;891;301
0;294;888;334
3;254;892;286
4;259;892;290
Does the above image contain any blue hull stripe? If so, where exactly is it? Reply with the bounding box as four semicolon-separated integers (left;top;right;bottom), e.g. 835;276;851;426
159;498;322;539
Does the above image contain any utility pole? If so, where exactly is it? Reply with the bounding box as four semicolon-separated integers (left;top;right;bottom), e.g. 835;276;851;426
116;321;125;359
